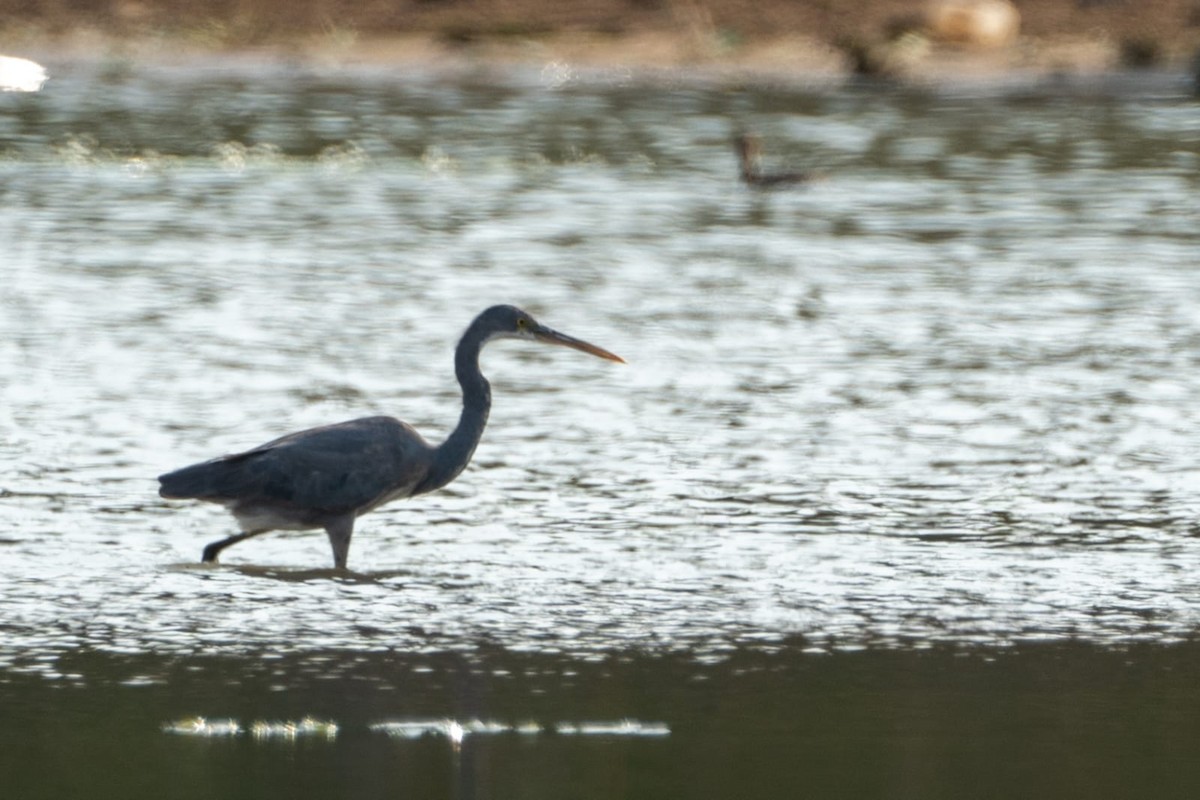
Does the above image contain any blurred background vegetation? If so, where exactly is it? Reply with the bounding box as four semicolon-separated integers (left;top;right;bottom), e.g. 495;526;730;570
1;0;1198;73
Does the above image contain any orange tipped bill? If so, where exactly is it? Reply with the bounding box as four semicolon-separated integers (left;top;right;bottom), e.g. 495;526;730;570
533;325;625;363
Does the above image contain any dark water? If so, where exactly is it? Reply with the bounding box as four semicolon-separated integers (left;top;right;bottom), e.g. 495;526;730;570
2;60;1200;798
8;642;1200;799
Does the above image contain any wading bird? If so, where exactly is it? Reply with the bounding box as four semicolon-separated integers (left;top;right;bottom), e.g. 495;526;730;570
735;133;816;188
158;305;624;569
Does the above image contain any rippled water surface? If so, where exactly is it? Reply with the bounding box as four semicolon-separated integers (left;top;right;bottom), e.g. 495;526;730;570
2;61;1200;798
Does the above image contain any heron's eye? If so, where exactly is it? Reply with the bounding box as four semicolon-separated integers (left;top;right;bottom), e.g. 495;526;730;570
517;318;528;329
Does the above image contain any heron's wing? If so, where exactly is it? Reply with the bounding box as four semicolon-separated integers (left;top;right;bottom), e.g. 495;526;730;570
159;416;433;515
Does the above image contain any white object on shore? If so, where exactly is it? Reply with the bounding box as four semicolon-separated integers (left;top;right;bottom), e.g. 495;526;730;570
0;55;48;92
927;0;1020;48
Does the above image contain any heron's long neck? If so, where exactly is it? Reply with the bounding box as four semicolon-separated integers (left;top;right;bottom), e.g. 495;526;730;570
421;332;492;494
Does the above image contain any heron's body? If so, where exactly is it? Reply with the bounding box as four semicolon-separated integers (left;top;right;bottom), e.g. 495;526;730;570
158;305;622;568
160;416;435;530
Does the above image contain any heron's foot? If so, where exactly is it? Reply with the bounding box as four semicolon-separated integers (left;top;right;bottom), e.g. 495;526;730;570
201;530;264;564
202;535;235;563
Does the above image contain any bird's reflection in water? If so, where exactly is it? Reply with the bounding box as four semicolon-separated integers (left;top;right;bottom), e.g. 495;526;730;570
168;561;415;584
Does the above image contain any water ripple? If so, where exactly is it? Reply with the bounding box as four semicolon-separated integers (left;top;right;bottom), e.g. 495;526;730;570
3;69;1200;676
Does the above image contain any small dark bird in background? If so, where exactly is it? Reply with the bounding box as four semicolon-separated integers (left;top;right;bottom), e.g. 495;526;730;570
158;305;625;569
735;133;817;188
1193;46;1200;98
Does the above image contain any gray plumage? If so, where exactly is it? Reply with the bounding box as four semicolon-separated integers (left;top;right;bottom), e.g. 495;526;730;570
158;305;624;569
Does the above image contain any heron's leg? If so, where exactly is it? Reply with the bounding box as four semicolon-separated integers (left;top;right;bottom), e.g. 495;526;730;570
202;530;268;563
324;515;356;570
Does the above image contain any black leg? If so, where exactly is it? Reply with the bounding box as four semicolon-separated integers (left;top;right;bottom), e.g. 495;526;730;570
202;530;267;563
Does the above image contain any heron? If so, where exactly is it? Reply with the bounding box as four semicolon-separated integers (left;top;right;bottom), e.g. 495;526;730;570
158;305;624;569
735;133;816;188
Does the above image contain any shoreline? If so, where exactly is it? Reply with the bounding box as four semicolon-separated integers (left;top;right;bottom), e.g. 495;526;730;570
2;26;1197;90
1;0;1198;85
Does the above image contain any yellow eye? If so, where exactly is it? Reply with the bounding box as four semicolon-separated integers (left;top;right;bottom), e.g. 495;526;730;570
517;318;528;329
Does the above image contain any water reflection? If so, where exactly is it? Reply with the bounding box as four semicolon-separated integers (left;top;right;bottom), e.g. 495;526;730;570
370;718;669;741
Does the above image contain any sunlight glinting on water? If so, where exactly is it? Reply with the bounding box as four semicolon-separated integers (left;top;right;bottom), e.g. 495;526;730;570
2;67;1200;677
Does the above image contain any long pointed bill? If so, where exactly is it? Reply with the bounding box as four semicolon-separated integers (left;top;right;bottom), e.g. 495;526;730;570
532;325;626;363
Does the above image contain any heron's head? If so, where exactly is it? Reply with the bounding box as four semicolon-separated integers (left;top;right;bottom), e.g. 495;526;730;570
476;305;625;363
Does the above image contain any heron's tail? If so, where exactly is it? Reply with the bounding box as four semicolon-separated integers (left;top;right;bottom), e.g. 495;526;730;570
158;454;258;499
158;462;217;499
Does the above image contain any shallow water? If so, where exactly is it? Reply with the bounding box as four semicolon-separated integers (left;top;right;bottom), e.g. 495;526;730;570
2;61;1200;797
